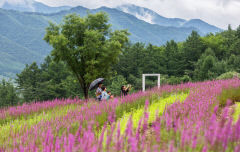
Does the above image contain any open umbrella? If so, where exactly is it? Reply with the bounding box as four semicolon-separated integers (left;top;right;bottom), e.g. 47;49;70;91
89;78;104;91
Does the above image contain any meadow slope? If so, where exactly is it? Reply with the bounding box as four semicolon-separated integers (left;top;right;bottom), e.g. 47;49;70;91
0;79;240;151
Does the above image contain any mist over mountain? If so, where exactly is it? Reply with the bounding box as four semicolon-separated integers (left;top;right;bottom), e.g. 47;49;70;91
117;4;222;34
117;4;186;27
0;2;222;78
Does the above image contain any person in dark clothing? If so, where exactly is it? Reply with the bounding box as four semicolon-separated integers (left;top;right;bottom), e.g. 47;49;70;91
121;85;131;96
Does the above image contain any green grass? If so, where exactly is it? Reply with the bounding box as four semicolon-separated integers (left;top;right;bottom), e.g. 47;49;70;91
233;103;240;122
118;92;189;134
218;87;240;107
217;87;240;122
0;90;189;148
97;92;189;151
0;104;80;146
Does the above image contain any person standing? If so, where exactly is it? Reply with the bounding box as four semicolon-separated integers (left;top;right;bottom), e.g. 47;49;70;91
96;83;103;101
121;85;131;96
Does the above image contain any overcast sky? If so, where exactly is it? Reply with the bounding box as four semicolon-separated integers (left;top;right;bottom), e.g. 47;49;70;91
2;0;240;29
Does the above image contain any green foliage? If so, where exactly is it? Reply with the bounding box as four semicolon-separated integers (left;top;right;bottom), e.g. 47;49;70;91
44;13;129;98
0;79;19;107
160;75;169;85
115;94;159;121
108;75;127;96
216;71;240;80
164;40;185;76
11;24;240;105
1;10;240;105
181;75;191;83
227;55;240;72
118;92;188;134
233;103;240;122
193;48;227;81
159;75;191;85
0;7;212;78
16;62;41;102
0;103;80;143
183;31;205;72
167;76;182;85
202;34;227;60
218;87;240;107
16;56;82;102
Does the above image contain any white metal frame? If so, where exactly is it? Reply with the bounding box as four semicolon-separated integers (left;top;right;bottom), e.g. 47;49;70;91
142;74;160;92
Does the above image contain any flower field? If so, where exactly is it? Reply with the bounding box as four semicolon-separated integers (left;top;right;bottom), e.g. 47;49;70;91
0;79;240;152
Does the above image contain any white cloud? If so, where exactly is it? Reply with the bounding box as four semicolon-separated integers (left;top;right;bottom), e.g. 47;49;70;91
135;12;155;24
34;0;240;29
0;0;34;6
120;6;155;24
0;0;35;11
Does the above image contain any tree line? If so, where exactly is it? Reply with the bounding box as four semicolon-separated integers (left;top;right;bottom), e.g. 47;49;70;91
0;12;240;107
115;26;240;87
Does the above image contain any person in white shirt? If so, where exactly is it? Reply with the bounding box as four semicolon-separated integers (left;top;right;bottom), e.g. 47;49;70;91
101;86;110;101
96;83;103;101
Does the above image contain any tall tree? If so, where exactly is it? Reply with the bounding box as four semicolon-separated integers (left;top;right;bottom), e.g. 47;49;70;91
114;42;145;79
16;56;82;102
16;62;41;102
44;13;129;99
0;80;19;107
38;56;77;101
236;25;240;39
183;31;205;76
227;54;240;72
164;40;185;76
193;48;227;81
202;34;227;60
142;44;160;75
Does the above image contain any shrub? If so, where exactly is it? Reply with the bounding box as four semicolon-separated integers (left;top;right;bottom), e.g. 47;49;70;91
216;71;240;80
181;75;191;83
167;76;181;85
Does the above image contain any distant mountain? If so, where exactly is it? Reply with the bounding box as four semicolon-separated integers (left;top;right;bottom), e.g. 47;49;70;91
0;8;51;77
182;19;222;35
0;5;217;78
117;4;186;27
1;0;71;13
117;4;222;34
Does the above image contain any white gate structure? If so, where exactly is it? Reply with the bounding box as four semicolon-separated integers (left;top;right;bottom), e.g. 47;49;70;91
142;74;160;92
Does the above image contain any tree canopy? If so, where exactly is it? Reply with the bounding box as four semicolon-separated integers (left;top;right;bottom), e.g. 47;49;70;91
0;79;19;107
44;13;129;99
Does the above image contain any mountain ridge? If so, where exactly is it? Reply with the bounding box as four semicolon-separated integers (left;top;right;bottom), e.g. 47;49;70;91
116;4;222;34
0;4;221;79
1;0;71;13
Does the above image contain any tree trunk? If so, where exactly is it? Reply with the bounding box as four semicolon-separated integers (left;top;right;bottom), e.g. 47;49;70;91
74;74;89;100
83;85;89;100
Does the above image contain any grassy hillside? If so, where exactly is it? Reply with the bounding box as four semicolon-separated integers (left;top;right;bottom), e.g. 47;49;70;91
0;79;239;151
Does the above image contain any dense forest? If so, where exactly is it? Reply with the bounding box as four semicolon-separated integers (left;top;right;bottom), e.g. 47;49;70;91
0;25;240;107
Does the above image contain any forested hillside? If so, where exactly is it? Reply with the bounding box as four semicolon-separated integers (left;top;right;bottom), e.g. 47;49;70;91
0;6;220;78
4;25;237;105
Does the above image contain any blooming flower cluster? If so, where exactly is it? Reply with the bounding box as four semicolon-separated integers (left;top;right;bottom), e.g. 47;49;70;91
0;79;239;151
